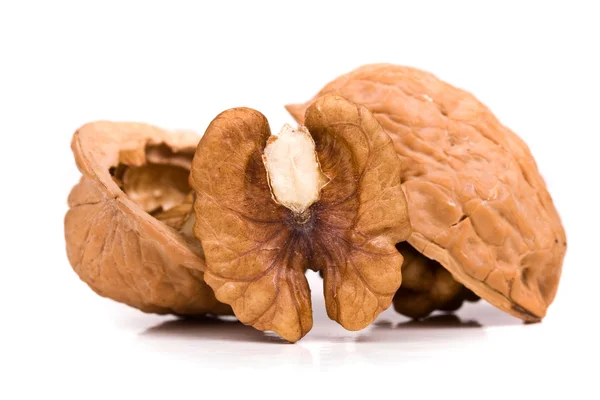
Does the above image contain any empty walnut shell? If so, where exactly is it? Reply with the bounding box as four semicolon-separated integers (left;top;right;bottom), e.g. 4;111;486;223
64;121;230;316
286;64;567;321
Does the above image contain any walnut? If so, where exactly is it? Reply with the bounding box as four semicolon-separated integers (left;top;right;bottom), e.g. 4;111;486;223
64;121;230;316
286;64;567;322
393;243;480;319
189;95;411;342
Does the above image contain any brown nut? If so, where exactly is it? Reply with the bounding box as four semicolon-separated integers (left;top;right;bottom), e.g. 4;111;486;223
190;95;411;342
393;243;479;319
64;121;230;316
286;64;567;322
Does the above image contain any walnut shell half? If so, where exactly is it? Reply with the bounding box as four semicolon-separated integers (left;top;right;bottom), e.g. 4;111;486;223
190;95;411;342
286;64;567;321
64;121;230;316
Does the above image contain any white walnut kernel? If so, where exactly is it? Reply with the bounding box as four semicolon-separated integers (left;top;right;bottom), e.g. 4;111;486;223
262;124;329;213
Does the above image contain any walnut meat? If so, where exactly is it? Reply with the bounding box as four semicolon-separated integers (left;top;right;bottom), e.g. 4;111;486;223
286;64;567;321
64;122;230;316
190;95;411;342
394;243;480;319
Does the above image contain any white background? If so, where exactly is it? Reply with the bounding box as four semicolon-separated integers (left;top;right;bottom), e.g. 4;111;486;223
1;1;598;398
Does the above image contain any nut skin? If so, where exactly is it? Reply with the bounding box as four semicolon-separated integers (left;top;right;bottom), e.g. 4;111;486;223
190;95;411;342
286;64;567;322
65;121;230;316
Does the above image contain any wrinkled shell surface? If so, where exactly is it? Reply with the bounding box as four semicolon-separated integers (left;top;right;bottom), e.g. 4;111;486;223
190;95;411;342
287;64;566;321
64;121;229;315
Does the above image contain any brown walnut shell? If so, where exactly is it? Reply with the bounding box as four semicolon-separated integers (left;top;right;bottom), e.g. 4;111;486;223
286;64;567;321
190;95;411;342
64;121;230;315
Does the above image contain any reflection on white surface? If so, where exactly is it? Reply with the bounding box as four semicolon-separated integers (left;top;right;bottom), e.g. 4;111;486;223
136;293;527;370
